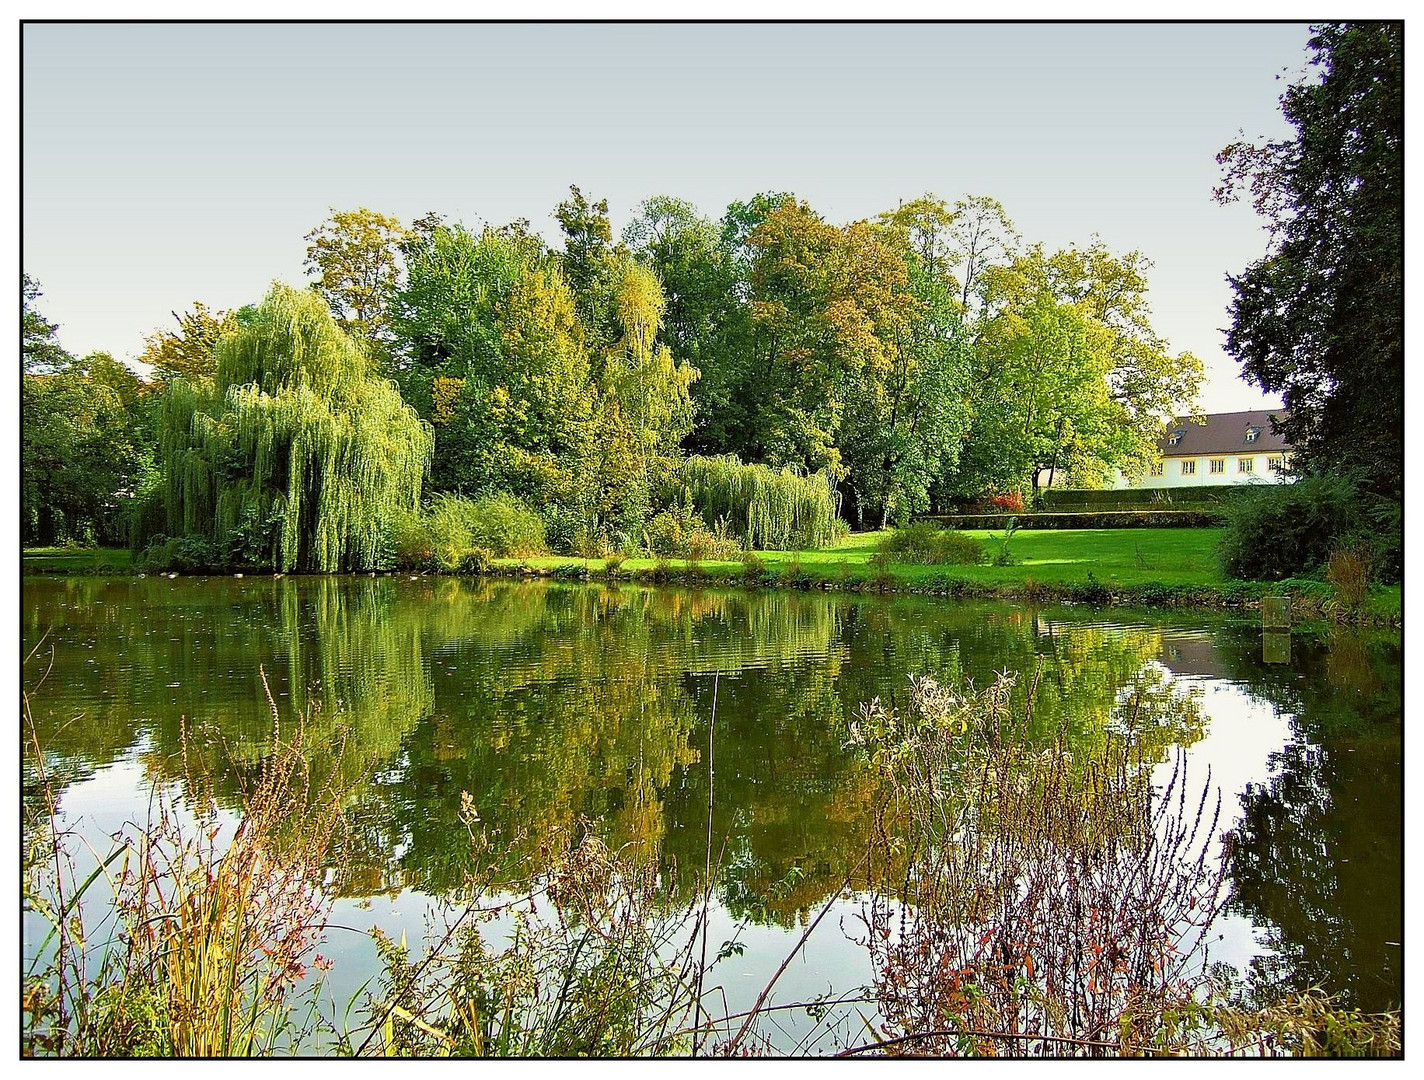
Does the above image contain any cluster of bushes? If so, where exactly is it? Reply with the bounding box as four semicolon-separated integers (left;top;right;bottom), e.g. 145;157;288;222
640;502;741;561
876;522;985;565
1216;474;1400;584
387;493;547;572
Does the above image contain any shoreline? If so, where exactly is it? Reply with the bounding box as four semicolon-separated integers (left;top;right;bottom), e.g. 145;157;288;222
22;549;1402;629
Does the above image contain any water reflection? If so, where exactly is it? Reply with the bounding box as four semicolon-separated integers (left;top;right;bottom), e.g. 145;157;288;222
21;577;1401;1011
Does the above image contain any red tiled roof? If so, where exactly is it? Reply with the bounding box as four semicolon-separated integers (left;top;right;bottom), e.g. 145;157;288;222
1159;410;1291;456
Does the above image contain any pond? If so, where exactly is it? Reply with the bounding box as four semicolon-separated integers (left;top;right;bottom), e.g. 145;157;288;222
21;575;1402;1052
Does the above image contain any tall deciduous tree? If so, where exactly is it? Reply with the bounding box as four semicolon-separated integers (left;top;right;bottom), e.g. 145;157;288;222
390;222;592;501
1215;22;1402;504
139;301;245;384
947;195;1021;317
841;235;973;527
158;284;432;571
624;196;749;455
596;257;698;508
555;184;621;349
303;207;410;353
22;273;72;374
959;243;1200;495
744;199;917;477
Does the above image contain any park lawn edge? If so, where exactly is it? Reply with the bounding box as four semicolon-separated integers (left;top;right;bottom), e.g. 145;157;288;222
23;531;1401;627
479;555;1399;626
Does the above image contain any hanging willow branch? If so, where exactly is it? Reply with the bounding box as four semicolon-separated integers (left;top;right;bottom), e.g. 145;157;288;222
665;454;841;550
159;283;433;572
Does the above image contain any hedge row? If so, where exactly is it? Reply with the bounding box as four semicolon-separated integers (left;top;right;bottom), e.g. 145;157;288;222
921;510;1223;530
1034;488;1230;511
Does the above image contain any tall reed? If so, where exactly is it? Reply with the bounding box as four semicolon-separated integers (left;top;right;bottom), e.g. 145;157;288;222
23;670;350;1057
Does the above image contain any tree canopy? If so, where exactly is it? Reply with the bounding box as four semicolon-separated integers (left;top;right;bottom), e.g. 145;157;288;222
30;180;1208;564
1215;22;1402;502
157;284;433;571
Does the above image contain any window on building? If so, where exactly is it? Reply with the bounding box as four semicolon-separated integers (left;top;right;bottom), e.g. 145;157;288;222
1210;458;1225;474
1150;462;1163;477
1268;456;1284;472
1181;460;1196;476
1167;430;1184;447
1245;427;1260;442
1239;457;1254;473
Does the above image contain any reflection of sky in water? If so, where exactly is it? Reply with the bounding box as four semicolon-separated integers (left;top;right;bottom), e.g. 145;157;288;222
35;670;1312;1051
22;579;1400;1048
1156;674;1296;982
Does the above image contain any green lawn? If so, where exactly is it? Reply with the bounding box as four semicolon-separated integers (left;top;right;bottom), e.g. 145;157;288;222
21;531;1399;622
497;528;1400;623
22;546;133;573
504;528;1227;589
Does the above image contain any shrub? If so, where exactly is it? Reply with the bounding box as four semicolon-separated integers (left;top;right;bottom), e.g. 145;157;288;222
976;491;1025;514
385;507;436;570
540;505;586;556
779;556;811;588
867;551;897;592
924;510;1221;529
457;548;492;575
139;535;221;573
424;495;477;570
643;502;739;561
1216;475;1362;581
740;550;766;585
464;493;547;558
878;522;985;566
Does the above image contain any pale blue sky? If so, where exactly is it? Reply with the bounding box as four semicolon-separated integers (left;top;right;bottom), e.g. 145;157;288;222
22;21;1310;411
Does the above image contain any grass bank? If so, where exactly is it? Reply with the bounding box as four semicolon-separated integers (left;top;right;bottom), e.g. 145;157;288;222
492;529;1401;625
22;530;1400;625
22;547;133;574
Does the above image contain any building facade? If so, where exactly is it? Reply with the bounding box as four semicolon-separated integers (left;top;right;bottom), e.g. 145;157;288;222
1112;410;1292;489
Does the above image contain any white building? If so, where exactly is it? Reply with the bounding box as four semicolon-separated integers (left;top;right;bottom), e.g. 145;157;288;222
1112;410;1293;489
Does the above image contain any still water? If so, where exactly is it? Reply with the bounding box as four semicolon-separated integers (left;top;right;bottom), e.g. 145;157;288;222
21;574;1403;1039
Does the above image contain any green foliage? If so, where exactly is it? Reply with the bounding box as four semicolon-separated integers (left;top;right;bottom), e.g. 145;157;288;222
961;242;1202;496
23;354;150;546
876;522;985;566
1216;23;1402;505
666;454;841;550
385;493;544;569
22;272;73;375
157;283;434;572
1216;475;1363;581
303;207;409;352
138;301;242;384
462;493;547;558
641;501;738;560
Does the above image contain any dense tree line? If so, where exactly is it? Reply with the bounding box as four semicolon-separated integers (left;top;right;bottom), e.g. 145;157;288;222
23;186;1203;563
1215;21;1402;581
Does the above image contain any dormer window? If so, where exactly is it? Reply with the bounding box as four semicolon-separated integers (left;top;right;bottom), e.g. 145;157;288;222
1167;430;1185;447
1245;427;1260;443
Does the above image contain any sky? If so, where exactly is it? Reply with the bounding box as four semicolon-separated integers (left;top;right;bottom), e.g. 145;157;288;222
21;21;1313;413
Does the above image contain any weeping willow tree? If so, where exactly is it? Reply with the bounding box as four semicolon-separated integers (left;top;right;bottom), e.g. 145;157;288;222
158;284;433;571
665;454;841;550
